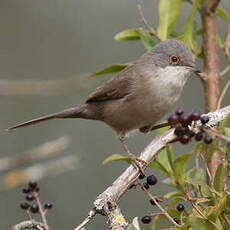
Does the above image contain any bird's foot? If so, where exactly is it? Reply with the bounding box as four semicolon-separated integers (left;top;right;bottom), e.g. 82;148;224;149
128;153;146;175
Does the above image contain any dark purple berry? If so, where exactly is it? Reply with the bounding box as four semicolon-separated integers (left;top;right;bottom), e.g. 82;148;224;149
20;202;30;210
200;116;209;124
22;187;31;194
179;135;190;144
149;199;156;205
173;218;181;224
44;203;53;210
188;130;195;137
30;204;39;213
26;194;34;201
139;173;145;179
35;187;40;193
204;136;213;144
176;203;185;212
141;215;152;224
195;132;203;141
175;109;184;116
28;181;37;190
174;126;188;136
142;182;149;190
190;112;201;121
168;114;179;124
179;115;191;127
146;174;158;186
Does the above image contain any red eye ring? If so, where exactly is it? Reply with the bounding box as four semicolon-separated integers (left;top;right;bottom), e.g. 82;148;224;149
169;55;180;65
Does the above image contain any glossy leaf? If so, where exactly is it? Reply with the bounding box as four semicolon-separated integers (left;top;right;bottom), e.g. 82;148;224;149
102;154;129;164
114;29;141;40
180;0;202;52
213;163;224;192
172;153;191;184
216;8;230;23
138;28;155;50
188;217;215;230
88;64;128;78
157;0;183;40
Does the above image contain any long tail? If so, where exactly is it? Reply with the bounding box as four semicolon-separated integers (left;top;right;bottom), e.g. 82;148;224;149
7;106;87;130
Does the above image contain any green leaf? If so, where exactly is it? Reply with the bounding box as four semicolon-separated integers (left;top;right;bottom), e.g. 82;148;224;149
216;8;230;23
157;0;183;40
126;217;140;230
164;191;184;199
188;217;215;230
88;64;128;78
138;28;155;50
172;153;191;184
180;0;202;52
149;147;173;176
114;29;141;40
213;163;224;192
149;160;170;176
102;154;129;164
224;127;230;137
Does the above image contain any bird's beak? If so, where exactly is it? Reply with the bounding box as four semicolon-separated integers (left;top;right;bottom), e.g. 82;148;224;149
187;65;201;76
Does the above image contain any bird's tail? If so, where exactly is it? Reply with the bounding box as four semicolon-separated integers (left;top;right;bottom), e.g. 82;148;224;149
7;105;87;130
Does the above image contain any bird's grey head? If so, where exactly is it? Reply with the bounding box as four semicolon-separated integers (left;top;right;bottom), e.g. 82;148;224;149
141;39;197;76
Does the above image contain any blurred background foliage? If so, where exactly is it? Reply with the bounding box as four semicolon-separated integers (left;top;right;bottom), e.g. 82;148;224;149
0;0;229;229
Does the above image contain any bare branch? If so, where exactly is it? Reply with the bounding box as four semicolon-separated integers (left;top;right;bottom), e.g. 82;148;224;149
217;80;230;109
137;4;161;41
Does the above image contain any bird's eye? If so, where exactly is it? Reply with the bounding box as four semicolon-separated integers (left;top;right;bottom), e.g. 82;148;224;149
169;55;180;65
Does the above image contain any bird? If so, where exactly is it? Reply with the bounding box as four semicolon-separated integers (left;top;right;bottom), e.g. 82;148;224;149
7;39;199;171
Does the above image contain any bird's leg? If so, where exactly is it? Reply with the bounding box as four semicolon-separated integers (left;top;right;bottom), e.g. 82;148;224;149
118;134;146;175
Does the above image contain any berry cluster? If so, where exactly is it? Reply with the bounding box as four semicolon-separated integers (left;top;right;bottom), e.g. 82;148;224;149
141;203;185;225
139;174;158;190
20;181;53;214
168;109;213;145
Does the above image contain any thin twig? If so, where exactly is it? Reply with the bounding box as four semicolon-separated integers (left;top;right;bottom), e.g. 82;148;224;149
141;185;179;226
34;192;49;230
203;127;230;142
220;65;230;77
137;4;161;41
74;210;97;230
217;79;230;109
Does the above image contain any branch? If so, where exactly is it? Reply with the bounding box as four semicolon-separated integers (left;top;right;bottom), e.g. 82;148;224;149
12;220;44;230
74;105;230;230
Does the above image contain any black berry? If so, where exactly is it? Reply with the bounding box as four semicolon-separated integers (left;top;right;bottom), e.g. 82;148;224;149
200;116;209;124
190;112;201;121
168;114;179;124
179;135;190;144
204;136;213;144
178;115;191;127
146;174;158;186
26;194;34;201
141;215;152;224
188;130;195;137
173;218;181;224
149;199;156;205
44;203;53;210
22;187;31;194
142;182;149;190
174;126;188;136
35;187;40;193
195;132;203;141
28;181;37;190
30;204;39;213
20;202;30;210
176;203;185;212
139;173;145;179
175;109;184;116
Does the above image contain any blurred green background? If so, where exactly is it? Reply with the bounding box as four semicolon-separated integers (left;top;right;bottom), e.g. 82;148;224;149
0;0;229;229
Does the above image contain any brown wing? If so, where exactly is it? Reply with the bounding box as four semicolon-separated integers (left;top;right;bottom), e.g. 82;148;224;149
86;64;135;103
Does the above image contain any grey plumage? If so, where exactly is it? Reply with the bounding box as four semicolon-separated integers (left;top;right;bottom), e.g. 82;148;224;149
7;39;197;137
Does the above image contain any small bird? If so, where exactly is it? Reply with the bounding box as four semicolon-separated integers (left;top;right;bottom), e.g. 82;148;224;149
7;39;199;170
